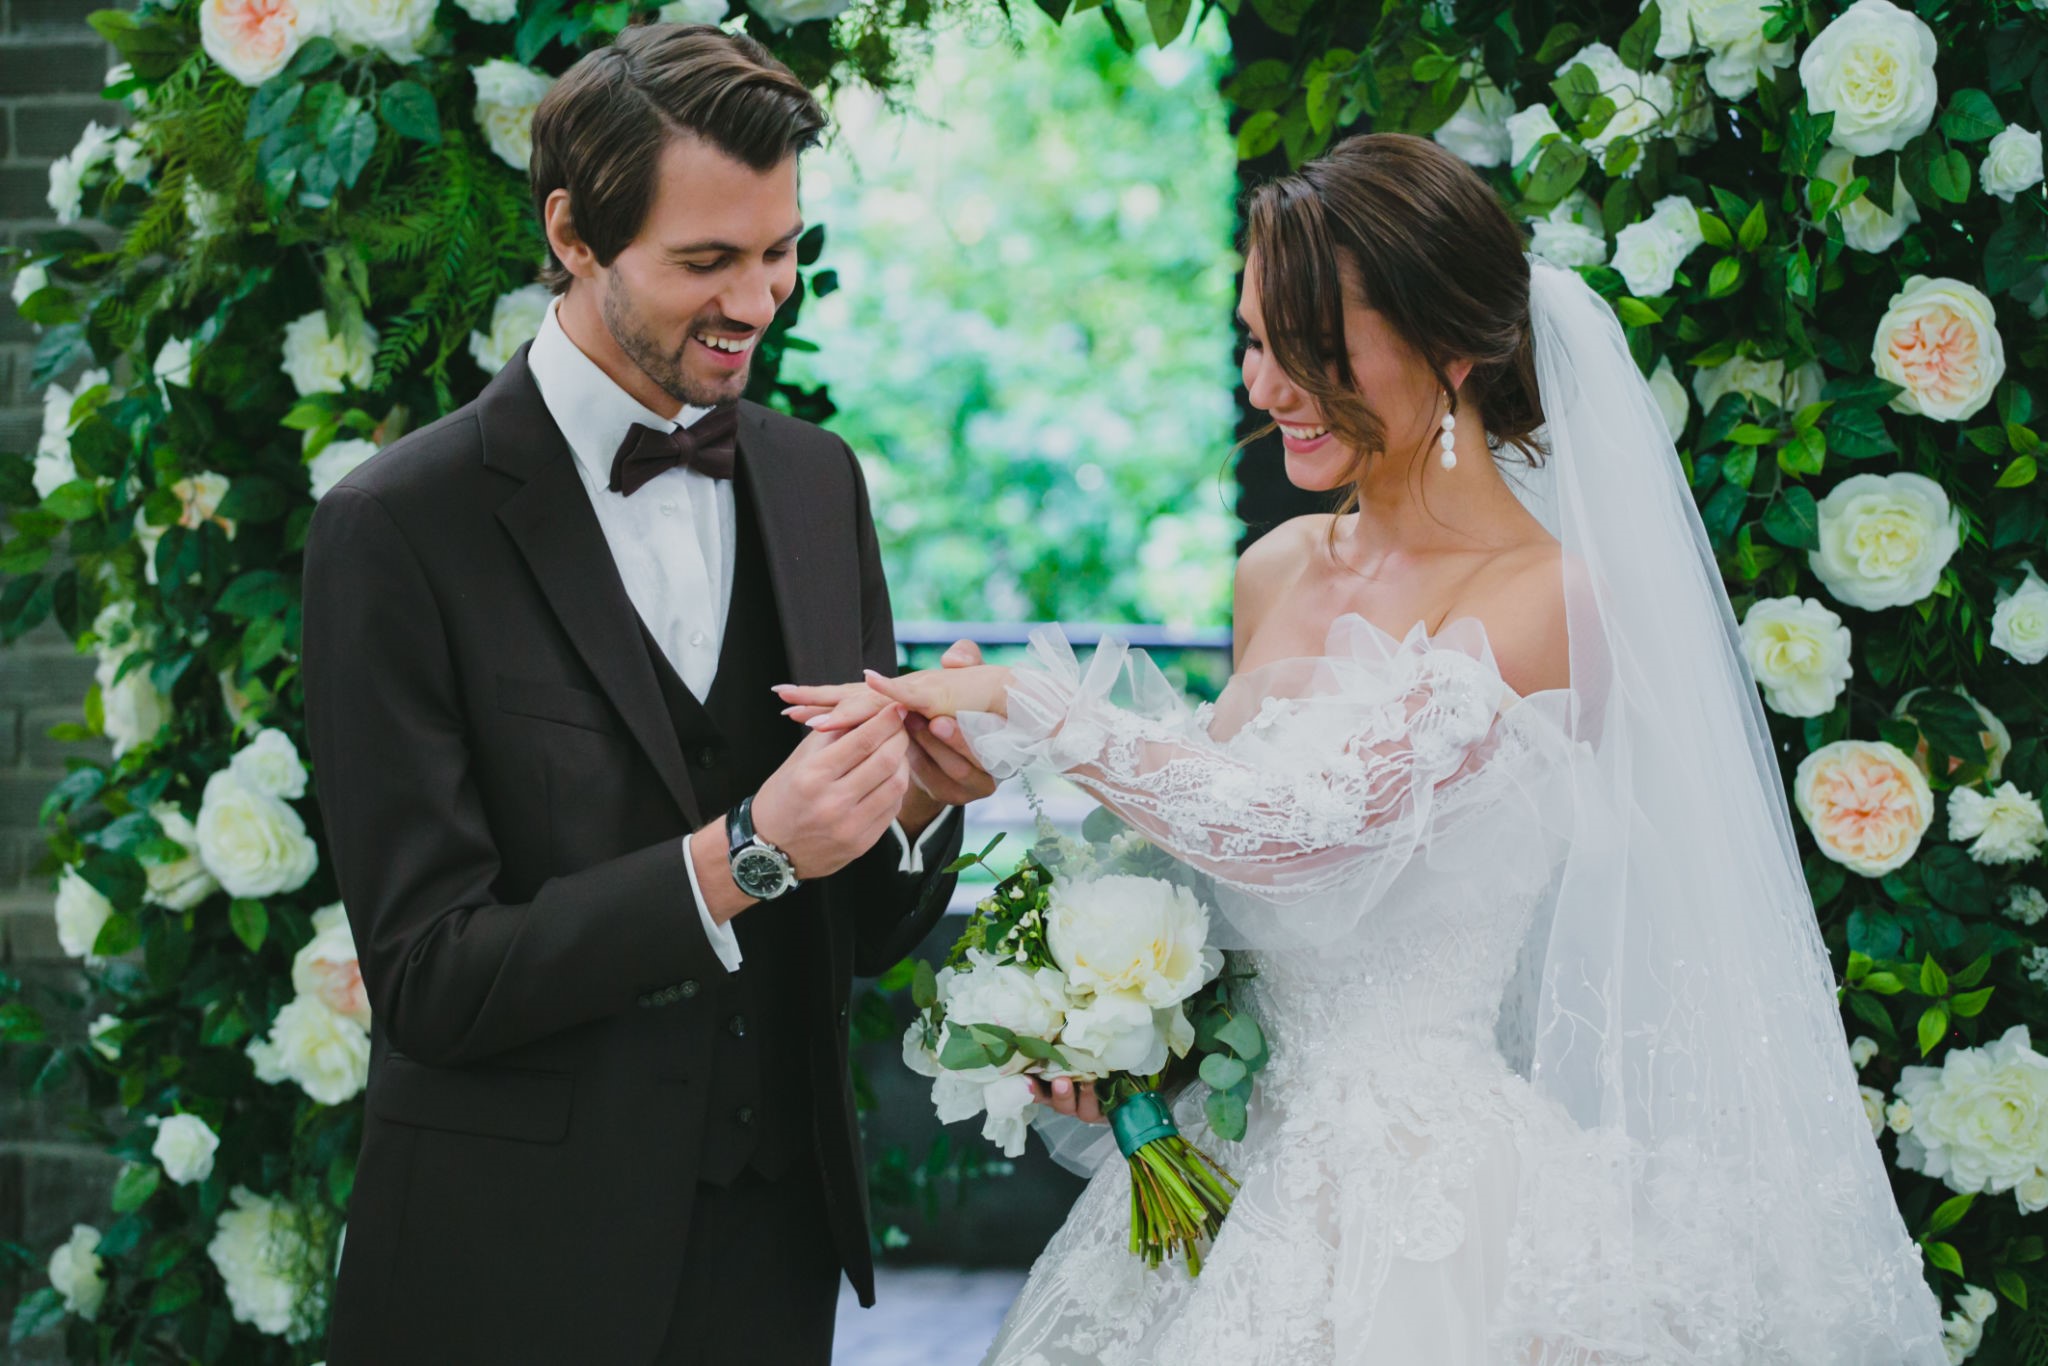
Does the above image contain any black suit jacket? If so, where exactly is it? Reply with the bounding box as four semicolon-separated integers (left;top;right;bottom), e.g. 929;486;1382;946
301;344;961;1364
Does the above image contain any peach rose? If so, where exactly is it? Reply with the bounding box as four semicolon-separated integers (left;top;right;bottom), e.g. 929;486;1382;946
1794;738;1934;876
1872;276;2006;423
200;0;330;87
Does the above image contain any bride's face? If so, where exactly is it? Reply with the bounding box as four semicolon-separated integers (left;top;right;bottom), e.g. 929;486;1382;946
1238;253;1448;493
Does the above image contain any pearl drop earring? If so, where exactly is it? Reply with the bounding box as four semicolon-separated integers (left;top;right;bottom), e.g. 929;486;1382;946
1439;397;1457;470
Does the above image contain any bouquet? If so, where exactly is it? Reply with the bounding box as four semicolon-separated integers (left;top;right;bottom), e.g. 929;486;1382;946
900;810;1271;1274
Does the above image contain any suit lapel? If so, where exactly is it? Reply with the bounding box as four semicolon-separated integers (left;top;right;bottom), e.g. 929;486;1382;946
481;345;702;829
737;404;859;687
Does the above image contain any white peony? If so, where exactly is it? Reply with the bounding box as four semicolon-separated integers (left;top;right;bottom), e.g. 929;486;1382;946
2007;886;2048;926
88;1013;122;1060
1990;563;2048;664
246;994;370;1105
1648;355;1690;443
1850;1035;1881;1069
1809;472;1960;611
1058;989;1171;1078
1431;76;1516;168
331;0;436;62
201;0;331;87
1798;0;1939;156
1691;353;1822;417
1504;104;1564;166
1948;783;2047;865
231;727;308;800
196;769;318;899
295;904;370;1027
747;0;851;28
1795;739;1933;876
1739;596;1853;717
307;437;380;499
207;1186;316;1340
932;1070;1035;1158
1570;43;1674;167
1611;219;1691;298
1816;146;1920;253
1872;276;2005;423
46;121;118;224
1983;125;2045;202
468;283;552;375
47;1224;106;1320
658;0;729;19
280;309;377;396
145;803;219;910
53;866;114;963
34;366;112;500
455;0;515;20
1043;874;1221;1009
149;1112;221;1185
1895;1025;2048;1209
471;59;554;171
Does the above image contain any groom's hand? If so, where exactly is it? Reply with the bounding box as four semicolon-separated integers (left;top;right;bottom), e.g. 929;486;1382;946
904;639;998;820
750;703;911;883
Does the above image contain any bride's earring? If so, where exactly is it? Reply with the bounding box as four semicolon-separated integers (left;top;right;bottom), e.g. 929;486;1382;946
1439;395;1458;470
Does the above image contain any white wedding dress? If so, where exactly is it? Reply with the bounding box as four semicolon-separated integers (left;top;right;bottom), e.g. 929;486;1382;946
959;257;1947;1365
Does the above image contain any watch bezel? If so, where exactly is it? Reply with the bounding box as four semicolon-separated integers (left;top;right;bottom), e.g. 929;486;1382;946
731;843;796;899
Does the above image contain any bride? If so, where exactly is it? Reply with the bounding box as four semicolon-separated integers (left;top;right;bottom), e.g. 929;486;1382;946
783;132;1946;1363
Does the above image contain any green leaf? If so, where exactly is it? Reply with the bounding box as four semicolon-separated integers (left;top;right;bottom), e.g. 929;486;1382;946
1967;424;2012;454
1940;88;2004;142
216;569;294;620
1697;211;1733;249
1236;110;1283;160
92;913;140;959
1920;954;1949;996
375;80;441;153
111;1161;160;1213
1223;59;1295;112
1783;105;1834;177
1761;487;1820;548
1862;971;1905;995
40;480;100;522
1248;0;1311;36
146;1268;201;1316
1525;139;1589;207
1918;1003;1951;1057
1199;1052;1249;1092
1924;1240;1964;1276
1617;2;1660;72
0;1001;45;1044
1928;148;1972;202
9;1285;66;1343
1213;1011;1265;1060
1999;454;2040;487
230;898;268;953
1615;297;1664;326
1927;1191;1976;1235
1723;444;1757;489
911;959;938;1010
1825;405;1898;459
1952;953;1994;990
1707;256;1743;298
1204;1087;1248;1141
1143;0;1190;45
1737;200;1768;252
1996;1268;2029;1309
1951;987;1995;1018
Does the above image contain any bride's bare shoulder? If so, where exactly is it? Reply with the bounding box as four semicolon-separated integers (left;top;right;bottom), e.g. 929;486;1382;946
1457;539;1580;696
1233;514;1332;633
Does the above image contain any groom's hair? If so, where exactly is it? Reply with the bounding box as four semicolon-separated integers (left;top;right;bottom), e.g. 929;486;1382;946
530;23;826;292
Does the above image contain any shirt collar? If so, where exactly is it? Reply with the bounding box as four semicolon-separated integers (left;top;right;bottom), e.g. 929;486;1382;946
527;293;713;491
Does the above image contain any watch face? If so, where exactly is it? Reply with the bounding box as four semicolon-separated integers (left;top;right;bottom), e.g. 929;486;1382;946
733;846;792;899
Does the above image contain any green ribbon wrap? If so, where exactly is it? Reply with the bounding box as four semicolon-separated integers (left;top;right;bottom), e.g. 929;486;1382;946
1110;1090;1179;1159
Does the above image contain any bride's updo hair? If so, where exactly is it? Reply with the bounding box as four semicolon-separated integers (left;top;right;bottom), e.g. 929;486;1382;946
1244;132;1547;477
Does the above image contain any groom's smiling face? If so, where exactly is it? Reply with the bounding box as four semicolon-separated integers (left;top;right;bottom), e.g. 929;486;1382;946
577;132;802;411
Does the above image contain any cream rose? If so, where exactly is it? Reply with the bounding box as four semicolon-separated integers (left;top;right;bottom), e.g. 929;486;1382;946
280;308;377;396
201;0;331;87
1431;76;1515;168
468;283;551;375
331;0;435;63
296;904;371;1028
231;727;308;800
207;1186;316;1340
1816;146;1919;253
145;804;219;910
1948;783;2047;865
1990;563;2048;664
1044;874;1222;1009
1649;355;1690;442
1871;276;2005;423
307;437;379;500
471;59;554;172
1809;472;1960;611
54;866;115;963
196;769;319;899
48;1224;106;1320
1895;1024;2048;1207
1894;687;2011;784
150;1112;221;1185
1794;738;1933;876
136;471;237;587
246;995;370;1105
1983;125;2045;202
1798;0;1939;156
1739;596;1853;717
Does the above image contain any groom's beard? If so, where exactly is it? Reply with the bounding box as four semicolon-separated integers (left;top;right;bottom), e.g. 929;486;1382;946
601;275;749;410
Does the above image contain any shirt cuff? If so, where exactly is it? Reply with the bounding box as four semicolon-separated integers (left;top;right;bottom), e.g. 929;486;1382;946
681;834;743;973
890;806;960;876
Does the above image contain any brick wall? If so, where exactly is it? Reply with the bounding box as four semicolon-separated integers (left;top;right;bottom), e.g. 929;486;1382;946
2;0;124;1353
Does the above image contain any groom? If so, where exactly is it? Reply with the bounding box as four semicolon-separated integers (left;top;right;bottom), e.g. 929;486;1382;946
301;23;984;1365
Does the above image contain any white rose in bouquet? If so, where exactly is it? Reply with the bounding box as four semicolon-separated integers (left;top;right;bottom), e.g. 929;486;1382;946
1895;1025;2048;1208
46;121;117;224
54;866;115;963
1648;355;1690;442
307;437;379;499
196;769;318;898
1045;874;1222;1010
932;1070;1036;1157
1948;783;2047;865
201;0;331;87
48;1224;106;1320
1611;219;1691;298
1795;739;1933;876
149;1112;221;1185
1815;147;1920;254
246;995;370;1105
145;803;219;910
1798;0;1939;156
231;727;308;800
281;308;377;396
1871;276;2005;423
294;903;370;1028
1992;564;2048;664
34;366;111;499
1982;125;2044;202
1810;472;1960;611
207;1186;317;1340
1431;76;1515;168
331;0;436;63
469;283;552;375
1740;597;1853;717
471;59;554;171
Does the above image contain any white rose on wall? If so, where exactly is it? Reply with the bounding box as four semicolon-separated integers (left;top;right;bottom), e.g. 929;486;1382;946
1816;146;1919;253
1651;0;1796;100
46;121;118;224
1648;355;1690;442
145;803;219;910
184;178;230;240
91;601;168;757
88;1013;123;1060
1044;874;1221;1009
207;1186;316;1340
34;366;112;500
1611;219;1693;298
12;260;48;309
1571;43;1674;167
1529;217;1607;269
471;59;554;171
1795;739;1933;876
456;0;515;20
1861;1085;1888;1135
136;471;238;587
47;1224;106;1320
747;0;851;28
153;336;195;393
246;995;370;1105
331;0;436;63
468;282;552;375
1798;0;1939;156
1991;563;2048;664
1504;104;1563;166
1809;472;1961;611
658;0;729;20
1871;276;2006;423
280;308;377;397
1431;76;1515;168
294;904;371;1028
53;866;115;963
1739;597;1853;717
201;0;331;87
196;769;318;899
1982;125;2044;202
2008;887;2048;927
1948;783;2048;865
1894;1025;2048;1210
149;1113;221;1185
231;727;308;800
307;437;380;499
1893;687;2011;784
1691;353;1822;417
111;132;152;184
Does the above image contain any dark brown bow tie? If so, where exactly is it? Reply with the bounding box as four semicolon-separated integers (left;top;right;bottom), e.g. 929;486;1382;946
607;403;739;496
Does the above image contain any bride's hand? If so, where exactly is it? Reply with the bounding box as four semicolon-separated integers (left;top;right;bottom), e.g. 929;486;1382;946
1030;1075;1106;1125
777;664;1012;732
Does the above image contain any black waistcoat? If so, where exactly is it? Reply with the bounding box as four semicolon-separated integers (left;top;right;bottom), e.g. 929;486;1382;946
636;453;819;1186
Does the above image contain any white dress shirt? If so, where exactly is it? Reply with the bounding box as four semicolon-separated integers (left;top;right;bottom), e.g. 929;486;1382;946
525;296;949;972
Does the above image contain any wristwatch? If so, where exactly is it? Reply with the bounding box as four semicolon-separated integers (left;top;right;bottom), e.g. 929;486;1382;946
727;794;799;901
